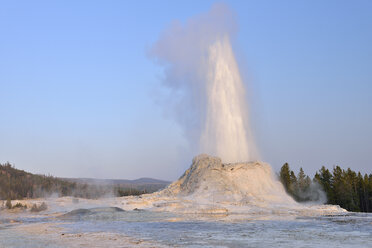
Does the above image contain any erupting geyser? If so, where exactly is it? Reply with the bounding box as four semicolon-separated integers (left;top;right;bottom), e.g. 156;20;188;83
146;4;342;215
149;3;287;205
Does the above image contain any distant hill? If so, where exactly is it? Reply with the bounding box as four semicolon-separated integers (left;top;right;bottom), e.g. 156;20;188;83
129;177;171;184
0;162;170;200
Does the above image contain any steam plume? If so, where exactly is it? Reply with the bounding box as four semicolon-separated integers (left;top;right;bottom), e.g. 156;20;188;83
151;3;258;163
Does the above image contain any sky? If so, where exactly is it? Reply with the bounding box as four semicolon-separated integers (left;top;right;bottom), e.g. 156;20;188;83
0;0;371;180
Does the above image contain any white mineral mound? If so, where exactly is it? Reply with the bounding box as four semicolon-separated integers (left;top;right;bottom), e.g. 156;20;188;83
160;154;295;205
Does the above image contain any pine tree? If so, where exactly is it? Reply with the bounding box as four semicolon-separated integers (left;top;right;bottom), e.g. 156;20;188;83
297;167;308;192
289;171;297;196
279;163;291;193
318;166;334;203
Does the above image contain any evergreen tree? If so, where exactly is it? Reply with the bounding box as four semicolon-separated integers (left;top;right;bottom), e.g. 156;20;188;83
279;163;291;193
317;166;334;203
304;176;311;190
289;171;297;196
297;167;309;192
344;168;360;211
357;173;368;212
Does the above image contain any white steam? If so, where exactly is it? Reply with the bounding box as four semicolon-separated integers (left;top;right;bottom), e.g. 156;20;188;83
151;3;258;163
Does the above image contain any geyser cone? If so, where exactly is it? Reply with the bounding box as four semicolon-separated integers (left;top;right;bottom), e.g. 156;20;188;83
161;154;296;205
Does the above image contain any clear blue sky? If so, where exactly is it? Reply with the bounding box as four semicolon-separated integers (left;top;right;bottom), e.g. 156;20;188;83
1;0;371;180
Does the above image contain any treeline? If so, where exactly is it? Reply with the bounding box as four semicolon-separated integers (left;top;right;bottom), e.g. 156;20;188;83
0;162;159;200
279;163;372;212
0;162;79;199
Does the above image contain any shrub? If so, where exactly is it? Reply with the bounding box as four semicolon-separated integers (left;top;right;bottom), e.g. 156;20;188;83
12;202;27;209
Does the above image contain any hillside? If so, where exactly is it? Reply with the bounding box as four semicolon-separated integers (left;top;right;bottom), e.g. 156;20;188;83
0;162;169;200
